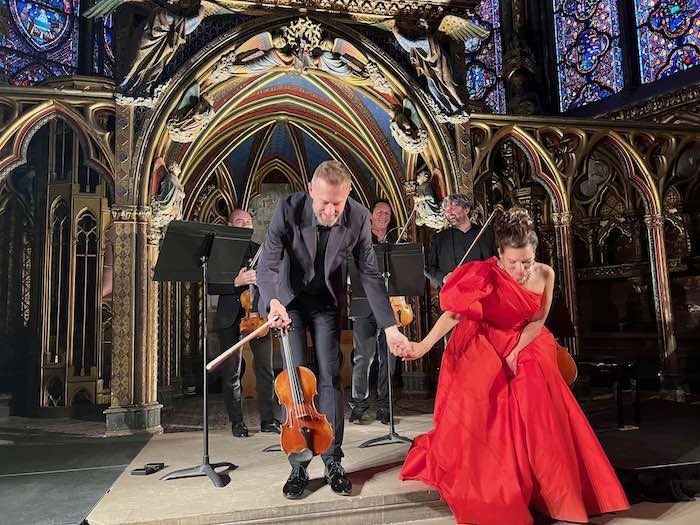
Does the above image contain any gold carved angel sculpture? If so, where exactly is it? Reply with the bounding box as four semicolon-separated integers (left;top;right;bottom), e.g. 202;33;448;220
207;32;373;89
208;32;295;86
365;15;487;121
85;0;240;95
312;38;370;83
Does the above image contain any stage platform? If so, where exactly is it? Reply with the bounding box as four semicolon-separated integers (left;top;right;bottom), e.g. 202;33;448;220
85;413;453;525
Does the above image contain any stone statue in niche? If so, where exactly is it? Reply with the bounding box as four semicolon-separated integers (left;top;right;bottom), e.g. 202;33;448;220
389;98;428;154
405;168;445;230
365;15;487;123
85;0;241;100
166;83;215;143
150;158;186;228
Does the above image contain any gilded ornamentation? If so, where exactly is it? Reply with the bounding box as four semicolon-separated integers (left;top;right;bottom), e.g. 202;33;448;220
552;211;573;227
607;85;700;122
112;205;151;223
284;17;324;52
644;214;665;229
365;62;393;94
116;80;173;109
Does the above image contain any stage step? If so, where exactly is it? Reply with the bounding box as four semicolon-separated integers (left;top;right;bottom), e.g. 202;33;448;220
206;494;453;524
86;415;455;525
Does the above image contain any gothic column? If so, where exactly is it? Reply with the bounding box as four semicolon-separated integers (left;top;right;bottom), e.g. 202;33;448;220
552;211;580;356
104;205;162;435
455;122;474;198
147;224;162;407
644;214;680;385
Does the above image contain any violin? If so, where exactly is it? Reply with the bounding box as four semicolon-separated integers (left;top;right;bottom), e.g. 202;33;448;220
390;296;414;326
239;245;269;338
556;343;578;386
275;329;333;463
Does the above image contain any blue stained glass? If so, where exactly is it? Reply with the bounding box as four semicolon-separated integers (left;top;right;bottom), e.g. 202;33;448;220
553;0;624;111
464;0;506;114
1;0;80;85
93;14;113;77
635;0;700;83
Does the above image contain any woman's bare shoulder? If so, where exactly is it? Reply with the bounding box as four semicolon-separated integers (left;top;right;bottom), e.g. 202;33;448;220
533;262;554;286
537;262;554;277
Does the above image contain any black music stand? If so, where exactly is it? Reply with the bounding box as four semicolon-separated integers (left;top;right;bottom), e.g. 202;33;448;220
349;242;424;448
154;220;252;487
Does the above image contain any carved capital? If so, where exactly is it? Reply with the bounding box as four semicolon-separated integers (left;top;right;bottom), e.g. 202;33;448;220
112;205;151;223
148;225;164;246
552;211;573;227
644;214;664;229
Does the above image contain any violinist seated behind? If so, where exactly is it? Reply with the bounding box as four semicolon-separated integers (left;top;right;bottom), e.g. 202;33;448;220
207;209;280;439
348;199;398;425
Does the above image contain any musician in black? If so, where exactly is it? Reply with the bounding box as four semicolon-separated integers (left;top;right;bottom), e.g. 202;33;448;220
349;199;397;425
425;194;496;288
208;209;279;438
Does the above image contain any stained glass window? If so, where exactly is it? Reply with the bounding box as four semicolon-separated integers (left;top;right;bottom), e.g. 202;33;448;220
553;0;625;111
465;0;506;114
635;0;700;83
93;14;113;77
0;0;80;85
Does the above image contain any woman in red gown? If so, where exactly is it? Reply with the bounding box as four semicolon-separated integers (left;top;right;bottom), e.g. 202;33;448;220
395;207;629;525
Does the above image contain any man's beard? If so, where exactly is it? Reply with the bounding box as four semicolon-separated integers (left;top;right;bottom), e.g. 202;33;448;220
313;208;340;227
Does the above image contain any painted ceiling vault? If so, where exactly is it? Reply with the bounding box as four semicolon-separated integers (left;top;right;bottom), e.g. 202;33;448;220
187;73;406;212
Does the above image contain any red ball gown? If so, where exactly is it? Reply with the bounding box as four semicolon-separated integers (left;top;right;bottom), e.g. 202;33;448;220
400;258;629;525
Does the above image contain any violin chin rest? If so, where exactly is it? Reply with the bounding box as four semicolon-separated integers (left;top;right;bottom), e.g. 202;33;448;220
288;448;313;464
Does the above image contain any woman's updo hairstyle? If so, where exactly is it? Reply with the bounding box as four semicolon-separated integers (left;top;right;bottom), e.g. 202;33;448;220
494;206;538;252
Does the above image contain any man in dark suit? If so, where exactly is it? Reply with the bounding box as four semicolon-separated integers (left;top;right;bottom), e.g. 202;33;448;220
348;199;397;425
208;209;279;439
257;161;410;499
425;193;496;288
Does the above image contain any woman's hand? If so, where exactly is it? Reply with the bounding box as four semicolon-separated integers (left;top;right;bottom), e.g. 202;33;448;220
404;341;430;361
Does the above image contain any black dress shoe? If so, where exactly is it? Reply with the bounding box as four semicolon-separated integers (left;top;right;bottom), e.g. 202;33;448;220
324;461;352;496
231;420;249;438
349;407;368;424
260;419;281;434
283;466;309;499
376;408;390;425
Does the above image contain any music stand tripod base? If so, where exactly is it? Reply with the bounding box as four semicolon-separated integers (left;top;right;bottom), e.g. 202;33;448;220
161;460;237;488
359;432;412;448
262;444;281;453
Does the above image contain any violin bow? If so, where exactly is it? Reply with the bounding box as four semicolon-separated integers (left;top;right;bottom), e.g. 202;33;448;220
206;315;279;372
456;204;504;268
248;243;264;269
396;203;418;244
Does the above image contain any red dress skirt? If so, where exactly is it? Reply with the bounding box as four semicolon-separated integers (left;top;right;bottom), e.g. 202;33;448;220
400;258;629;524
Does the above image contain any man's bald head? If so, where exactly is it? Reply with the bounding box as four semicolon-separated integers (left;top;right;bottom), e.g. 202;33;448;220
227;209;253;229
